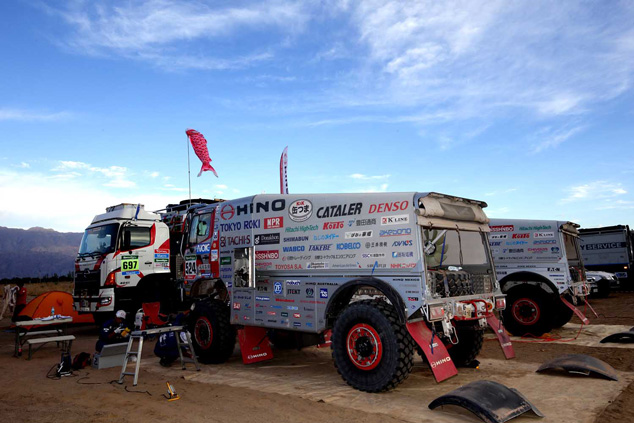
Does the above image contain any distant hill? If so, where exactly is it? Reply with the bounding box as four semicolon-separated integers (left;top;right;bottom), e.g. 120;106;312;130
0;226;82;279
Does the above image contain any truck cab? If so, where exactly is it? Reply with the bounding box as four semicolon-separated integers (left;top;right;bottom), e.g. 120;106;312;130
73;203;171;321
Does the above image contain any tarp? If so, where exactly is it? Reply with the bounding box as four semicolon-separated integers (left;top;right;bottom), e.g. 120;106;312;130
18;291;94;324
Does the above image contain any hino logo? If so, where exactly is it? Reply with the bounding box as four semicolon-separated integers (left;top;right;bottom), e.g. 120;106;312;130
222;200;286;220
430;357;452;368
247;352;269;360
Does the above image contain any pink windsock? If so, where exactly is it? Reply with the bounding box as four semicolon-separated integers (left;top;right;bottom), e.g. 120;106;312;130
186;129;218;177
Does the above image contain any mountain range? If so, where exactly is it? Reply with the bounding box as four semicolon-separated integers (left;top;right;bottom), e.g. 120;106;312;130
0;226;82;279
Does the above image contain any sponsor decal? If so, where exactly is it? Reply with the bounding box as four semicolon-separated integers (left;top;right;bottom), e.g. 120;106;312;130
306;288;314;297
508;248;524;253
293;313;301;318
490;234;508;240
430;356;452;368
533;231;554;238
547;267;561;272
275;264;303;270
281;312;289;317
273;282;283;295
283;236;309;242
512;233;530;239
309;244;332;251
323;221;344;230
264;216;284;229
293;322;302;327
286;305;299;310
232;302;241;310
392;240;413;247
320;288;328;298
276;298;295;303
366;241;388;248
392;251;414;258
381;214;409;225
580;242;626;250
220;204;235;220
220;256;231;265
289;199;313;222
345;230;373;239
306;322;313;327
283;245;305;252
254;233;280;245
551;247;560;253
519;225;552;231
528;247;548;253
255;250;279;260
255;296;270;301
316;203;362;219
390;263;416;269
379;228;411;237
490;225;514;232
307;262;328;269
534;239;556;245
287;289;300;295
243;219;260;230
267;311;276;316
285;225;318;233
355;218;376;226
362;253;386;259
220;235;251;247
286;280;300;285
489;241;502;247
407;297;419;301
505;241;528;246
336;242;361;250
368;201;408;214
314;254;356;260
313;234;339;241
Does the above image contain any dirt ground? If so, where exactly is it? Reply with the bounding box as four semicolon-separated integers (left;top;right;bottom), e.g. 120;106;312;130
0;292;632;423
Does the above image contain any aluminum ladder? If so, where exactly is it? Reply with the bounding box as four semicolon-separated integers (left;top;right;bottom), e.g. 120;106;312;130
118;325;200;386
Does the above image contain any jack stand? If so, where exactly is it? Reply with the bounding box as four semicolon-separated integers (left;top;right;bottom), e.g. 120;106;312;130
164;382;180;401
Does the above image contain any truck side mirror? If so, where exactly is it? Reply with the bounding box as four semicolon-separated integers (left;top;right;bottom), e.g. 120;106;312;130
122;230;131;250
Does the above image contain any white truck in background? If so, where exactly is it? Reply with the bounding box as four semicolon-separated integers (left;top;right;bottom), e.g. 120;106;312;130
579;225;633;291
488;219;589;336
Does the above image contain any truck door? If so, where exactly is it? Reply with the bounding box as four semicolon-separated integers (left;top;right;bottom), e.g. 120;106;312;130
231;247;255;323
185;210;220;284
118;224;154;287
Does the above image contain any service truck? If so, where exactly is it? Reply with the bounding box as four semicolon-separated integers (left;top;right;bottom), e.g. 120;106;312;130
579;225;633;290
488;218;590;336
176;192;511;392
74;192;512;392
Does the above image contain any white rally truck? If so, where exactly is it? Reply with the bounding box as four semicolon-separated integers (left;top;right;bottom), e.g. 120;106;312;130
488;218;590;336
72;203;174;323
179;192;511;392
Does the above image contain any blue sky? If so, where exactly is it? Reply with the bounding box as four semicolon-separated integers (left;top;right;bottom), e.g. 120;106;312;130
0;0;633;232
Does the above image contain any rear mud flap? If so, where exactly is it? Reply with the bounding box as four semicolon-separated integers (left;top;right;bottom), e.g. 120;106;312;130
485;314;515;359
238;326;274;364
536;354;618;381
406;321;458;383
560;296;590;325
429;380;544;423
582;297;599;318
600;328;634;344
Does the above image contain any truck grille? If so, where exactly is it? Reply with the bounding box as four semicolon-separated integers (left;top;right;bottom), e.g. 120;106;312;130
73;269;100;296
428;271;492;297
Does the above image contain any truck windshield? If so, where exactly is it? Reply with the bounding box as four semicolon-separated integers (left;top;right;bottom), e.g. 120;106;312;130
78;223;119;256
563;233;580;261
423;229;490;269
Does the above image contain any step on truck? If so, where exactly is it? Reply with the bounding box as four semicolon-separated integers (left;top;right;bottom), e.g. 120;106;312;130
72;203;200;323
488;218;590;336
579;225;633;290
179;192;512;392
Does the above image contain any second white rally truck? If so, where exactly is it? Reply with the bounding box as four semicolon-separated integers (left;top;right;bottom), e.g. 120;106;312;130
178;192;512;392
488;218;590;336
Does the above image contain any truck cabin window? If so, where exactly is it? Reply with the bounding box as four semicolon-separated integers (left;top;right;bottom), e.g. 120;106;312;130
79;223;119;256
423;229;489;270
120;227;151;251
563;233;580;261
189;213;211;245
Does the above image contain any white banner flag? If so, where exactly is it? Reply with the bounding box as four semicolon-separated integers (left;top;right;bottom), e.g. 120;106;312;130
280;146;289;194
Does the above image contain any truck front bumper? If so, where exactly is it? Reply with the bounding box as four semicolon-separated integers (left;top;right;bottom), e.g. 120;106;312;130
73;288;115;313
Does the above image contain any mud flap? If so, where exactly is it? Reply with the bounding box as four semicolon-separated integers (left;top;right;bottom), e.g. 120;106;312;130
429;380;544;423
406;321;458;383
316;329;332;348
582;297;599;318
536;354;618;381
238;326;274;364
560;296;590;325
600;330;634;344
485;314;515;359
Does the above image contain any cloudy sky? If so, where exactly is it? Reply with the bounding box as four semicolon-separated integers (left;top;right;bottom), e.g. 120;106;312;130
1;1;633;232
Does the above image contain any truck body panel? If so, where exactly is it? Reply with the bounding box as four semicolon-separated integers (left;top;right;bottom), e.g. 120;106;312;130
579;225;633;287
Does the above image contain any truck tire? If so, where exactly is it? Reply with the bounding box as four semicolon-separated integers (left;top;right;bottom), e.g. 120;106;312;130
331;300;414;392
502;285;555;337
551;297;574;328
188;299;236;364
445;322;484;367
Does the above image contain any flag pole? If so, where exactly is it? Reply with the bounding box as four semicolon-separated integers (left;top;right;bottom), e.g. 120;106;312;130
186;133;192;207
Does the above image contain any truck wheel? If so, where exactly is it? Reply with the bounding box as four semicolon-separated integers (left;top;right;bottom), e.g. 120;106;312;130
445;322;484;367
188;299;236;364
551;297;574;328
331;300;414;392
502;286;555;336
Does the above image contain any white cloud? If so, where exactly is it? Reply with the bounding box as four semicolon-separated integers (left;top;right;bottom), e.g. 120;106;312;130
485;188;518;197
52;160;135;188
16;162;30;169
0;108;72;122
360;183;389;193
349;173;390;181
561;181;628;204
149;171;159;178
531;126;585;153
215;184;228;189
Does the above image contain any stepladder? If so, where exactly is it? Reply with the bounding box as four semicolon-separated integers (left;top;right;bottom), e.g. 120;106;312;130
118;325;200;386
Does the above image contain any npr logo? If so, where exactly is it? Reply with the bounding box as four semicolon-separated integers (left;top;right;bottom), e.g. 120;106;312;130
264;216;284;229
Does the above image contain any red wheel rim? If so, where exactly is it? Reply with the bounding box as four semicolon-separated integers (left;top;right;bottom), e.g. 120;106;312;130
512;298;540;325
194;316;213;349
346;323;383;370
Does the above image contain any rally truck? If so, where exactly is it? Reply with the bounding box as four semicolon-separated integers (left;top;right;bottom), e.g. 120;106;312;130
579;225;633;290
488;218;590;336
73;203;178;323
178;192;512;392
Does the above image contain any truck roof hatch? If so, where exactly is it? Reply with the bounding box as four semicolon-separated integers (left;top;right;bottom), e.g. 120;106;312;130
416;193;490;232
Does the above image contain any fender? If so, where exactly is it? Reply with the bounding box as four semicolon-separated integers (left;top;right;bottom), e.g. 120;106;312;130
325;277;407;326
499;271;559;296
